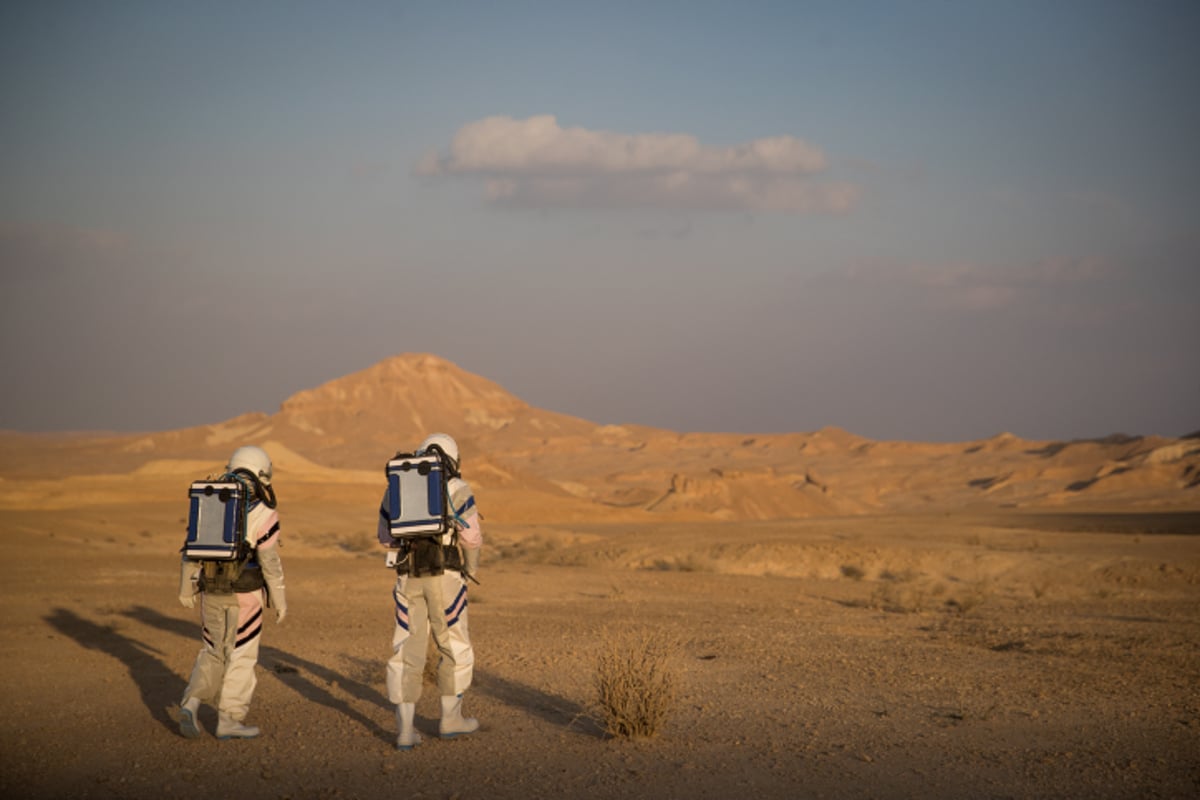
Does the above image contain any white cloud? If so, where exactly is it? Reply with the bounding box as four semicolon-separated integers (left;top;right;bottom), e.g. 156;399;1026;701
417;115;857;213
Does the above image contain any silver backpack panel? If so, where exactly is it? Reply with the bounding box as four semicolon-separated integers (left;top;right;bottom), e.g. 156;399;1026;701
385;453;449;539
184;479;247;560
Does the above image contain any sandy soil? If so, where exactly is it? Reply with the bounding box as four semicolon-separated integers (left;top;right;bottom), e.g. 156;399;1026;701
2;507;1198;800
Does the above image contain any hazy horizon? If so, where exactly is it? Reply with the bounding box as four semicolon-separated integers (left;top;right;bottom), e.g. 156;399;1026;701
2;1;1198;442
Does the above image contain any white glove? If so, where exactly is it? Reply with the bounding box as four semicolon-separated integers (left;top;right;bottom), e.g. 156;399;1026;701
265;578;287;624
178;559;200;609
258;545;287;623
464;546;480;577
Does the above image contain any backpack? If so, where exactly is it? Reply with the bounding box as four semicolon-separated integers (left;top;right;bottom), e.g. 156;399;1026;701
383;451;453;540
183;470;270;593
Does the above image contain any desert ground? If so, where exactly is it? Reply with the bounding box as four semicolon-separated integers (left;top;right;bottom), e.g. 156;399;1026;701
2;508;1198;800
2;355;1198;799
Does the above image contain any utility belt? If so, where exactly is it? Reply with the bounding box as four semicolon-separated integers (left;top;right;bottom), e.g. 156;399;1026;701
392;537;463;578
197;557;265;594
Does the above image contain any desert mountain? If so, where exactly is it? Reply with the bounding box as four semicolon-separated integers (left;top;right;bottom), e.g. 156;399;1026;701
1;353;1197;522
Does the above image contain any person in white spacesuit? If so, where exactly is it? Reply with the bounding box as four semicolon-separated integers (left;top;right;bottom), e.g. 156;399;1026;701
177;445;287;740
378;433;483;750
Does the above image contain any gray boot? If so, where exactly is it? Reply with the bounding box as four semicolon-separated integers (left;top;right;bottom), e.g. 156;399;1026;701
178;697;202;739
439;694;479;738
216;714;260;740
396;703;421;750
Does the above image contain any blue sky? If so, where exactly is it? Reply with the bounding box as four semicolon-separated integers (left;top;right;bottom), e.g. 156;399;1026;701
2;0;1197;441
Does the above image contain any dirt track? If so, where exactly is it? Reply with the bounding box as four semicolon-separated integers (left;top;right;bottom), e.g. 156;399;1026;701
2;513;1199;799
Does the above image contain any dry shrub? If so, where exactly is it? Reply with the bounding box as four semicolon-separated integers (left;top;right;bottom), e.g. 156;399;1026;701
496;534;559;563
841;564;866;580
337;532;377;554
594;628;676;738
869;581;929;613
946;580;991;614
651;553;716;572
880;567;921;583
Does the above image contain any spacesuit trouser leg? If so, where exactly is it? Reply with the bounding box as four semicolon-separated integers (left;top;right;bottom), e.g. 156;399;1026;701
387;572;475;703
217;591;263;723
433;571;474;697
182;591;238;708
387;574;430;704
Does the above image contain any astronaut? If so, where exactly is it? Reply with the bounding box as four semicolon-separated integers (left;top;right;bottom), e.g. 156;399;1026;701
177;445;287;740
378;433;483;750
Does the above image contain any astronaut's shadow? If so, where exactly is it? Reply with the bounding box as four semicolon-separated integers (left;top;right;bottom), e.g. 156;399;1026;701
43;607;185;735
121;605;395;746
474;668;606;739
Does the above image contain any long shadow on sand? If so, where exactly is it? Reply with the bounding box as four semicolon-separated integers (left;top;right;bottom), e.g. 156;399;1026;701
474;668;606;739
121;605;395;746
44;608;185;735
98;605;604;742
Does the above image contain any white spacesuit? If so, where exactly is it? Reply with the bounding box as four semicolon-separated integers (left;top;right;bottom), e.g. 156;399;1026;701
378;433;483;750
177;445;287;740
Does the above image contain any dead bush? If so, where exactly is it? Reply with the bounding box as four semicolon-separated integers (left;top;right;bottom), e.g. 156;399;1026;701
869;581;929;613
651;553;716;572
946;580;991;614
594;628;676;738
841;564;866;580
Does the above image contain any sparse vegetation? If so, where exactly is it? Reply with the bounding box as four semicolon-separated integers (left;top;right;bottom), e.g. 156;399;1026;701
841;564;867;580
337;532;377;554
869;581;930;613
880;567;921;583
594;628;677;738
651;553;716;572
492;534;561;563
947;580;991;614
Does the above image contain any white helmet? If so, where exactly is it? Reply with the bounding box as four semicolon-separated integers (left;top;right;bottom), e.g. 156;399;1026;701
227;445;273;486
418;433;459;472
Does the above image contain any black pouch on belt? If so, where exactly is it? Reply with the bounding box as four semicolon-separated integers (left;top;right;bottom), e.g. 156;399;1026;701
441;544;463;572
409;537;445;577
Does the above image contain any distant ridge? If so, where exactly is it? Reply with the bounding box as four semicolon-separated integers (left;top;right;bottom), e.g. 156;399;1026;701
1;353;1196;519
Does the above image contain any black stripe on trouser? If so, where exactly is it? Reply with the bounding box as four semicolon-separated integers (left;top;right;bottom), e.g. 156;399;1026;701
444;584;468;627
238;607;263;634
235;625;262;648
234;607;263;648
